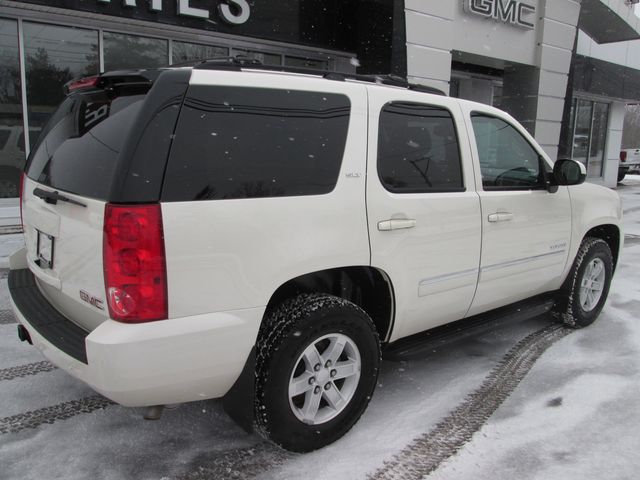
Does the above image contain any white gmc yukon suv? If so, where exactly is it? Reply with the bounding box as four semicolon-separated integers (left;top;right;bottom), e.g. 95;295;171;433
10;61;623;452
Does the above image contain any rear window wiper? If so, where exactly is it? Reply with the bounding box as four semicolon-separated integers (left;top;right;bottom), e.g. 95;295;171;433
33;187;87;208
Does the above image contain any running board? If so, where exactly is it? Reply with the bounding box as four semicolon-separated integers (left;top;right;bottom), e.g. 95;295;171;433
384;293;557;361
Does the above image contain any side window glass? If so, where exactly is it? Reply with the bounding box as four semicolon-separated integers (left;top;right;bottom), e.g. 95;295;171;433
377;102;464;193
471;114;544;190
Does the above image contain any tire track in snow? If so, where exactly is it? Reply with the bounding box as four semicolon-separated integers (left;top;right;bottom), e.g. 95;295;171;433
175;323;571;480
0;395;114;435
176;443;292;480
624;234;640;247
368;323;572;480
0;360;56;381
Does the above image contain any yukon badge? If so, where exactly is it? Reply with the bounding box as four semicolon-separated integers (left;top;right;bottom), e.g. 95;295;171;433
80;290;105;310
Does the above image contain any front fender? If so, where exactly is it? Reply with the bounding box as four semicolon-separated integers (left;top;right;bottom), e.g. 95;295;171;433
563;182;623;279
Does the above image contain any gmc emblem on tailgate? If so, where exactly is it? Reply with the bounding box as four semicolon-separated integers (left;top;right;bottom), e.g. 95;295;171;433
80;290;105;310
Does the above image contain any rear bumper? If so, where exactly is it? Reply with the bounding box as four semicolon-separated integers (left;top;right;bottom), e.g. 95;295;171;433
9;267;263;407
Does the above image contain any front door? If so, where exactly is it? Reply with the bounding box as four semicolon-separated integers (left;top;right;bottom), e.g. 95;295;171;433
461;109;572;316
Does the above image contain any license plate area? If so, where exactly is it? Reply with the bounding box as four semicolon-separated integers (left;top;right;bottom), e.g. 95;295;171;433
36;230;54;269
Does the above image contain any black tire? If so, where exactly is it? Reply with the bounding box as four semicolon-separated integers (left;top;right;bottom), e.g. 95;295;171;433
618;170;626;183
254;293;380;452
554;237;613;328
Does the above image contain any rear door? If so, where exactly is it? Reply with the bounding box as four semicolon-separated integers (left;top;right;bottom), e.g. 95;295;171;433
460;105;572;316
366;89;482;341
22;86;150;331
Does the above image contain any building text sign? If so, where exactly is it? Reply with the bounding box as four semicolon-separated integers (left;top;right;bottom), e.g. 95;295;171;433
96;0;250;25
464;0;536;29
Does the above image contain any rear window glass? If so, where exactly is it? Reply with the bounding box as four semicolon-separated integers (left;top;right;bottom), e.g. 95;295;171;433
26;90;146;200
162;86;351;201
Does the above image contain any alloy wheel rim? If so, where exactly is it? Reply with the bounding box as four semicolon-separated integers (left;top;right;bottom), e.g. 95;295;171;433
579;258;606;312
288;333;361;425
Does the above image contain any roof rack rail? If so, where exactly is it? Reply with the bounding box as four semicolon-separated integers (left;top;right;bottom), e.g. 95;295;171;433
356;74;445;95
175;55;262;69
192;57;446;96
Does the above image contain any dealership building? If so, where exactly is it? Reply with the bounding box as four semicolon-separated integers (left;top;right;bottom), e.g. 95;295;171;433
0;0;639;224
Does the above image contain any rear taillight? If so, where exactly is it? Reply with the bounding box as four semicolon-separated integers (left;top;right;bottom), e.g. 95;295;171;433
103;204;167;323
620;151;627;162
19;173;25;228
20;173;27;230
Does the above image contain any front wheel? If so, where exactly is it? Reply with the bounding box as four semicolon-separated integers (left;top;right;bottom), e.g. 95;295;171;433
254;294;380;452
555;237;613;328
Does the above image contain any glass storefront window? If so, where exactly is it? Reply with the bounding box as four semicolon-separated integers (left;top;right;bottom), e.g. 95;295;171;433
491;84;503;108
589;102;609;178
0;18;24;197
572;99;593;168
568;98;609;178
103;32;168;71
0;18;45;200
285;56;328;70
24;22;99;150
172;41;227;64
233;49;281;66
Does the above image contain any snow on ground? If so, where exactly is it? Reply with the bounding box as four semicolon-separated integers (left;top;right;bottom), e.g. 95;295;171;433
0;177;639;480
0;234;23;270
427;175;640;480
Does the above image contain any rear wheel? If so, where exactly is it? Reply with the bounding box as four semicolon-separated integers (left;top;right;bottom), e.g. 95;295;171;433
254;294;380;452
555;237;613;328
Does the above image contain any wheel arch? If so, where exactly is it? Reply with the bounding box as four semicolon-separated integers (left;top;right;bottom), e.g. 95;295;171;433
264;266;396;343
223;266;395;432
583;224;620;272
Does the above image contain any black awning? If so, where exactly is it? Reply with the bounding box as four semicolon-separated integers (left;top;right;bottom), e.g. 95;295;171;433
579;0;640;44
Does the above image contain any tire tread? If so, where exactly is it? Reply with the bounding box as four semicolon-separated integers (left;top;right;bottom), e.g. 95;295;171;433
555;237;612;328
254;293;379;451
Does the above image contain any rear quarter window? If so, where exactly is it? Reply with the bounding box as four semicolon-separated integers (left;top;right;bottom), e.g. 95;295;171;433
162;85;351;201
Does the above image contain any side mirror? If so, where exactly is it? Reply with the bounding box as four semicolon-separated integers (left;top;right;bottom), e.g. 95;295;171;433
553;159;586;186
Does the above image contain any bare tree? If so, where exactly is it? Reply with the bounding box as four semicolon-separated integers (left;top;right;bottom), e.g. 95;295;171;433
622;105;640;149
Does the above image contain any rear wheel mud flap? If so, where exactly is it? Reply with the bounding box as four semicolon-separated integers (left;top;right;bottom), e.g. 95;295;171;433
222;347;255;433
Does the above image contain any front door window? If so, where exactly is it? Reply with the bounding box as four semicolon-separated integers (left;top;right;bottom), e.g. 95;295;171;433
471;114;545;190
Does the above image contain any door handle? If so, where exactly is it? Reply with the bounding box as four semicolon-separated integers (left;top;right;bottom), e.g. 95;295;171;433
488;212;514;223
377;219;417;231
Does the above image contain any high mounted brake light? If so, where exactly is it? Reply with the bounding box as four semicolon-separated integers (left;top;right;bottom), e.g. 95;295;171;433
64;75;101;94
103;204;168;323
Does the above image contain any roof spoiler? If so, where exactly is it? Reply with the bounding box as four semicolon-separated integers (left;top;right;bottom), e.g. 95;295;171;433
62;69;162;96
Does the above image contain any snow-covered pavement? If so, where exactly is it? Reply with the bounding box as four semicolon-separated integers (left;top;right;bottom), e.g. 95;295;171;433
427;175;640;480
1;176;639;480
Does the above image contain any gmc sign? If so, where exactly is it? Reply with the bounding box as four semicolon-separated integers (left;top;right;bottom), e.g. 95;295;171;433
464;0;536;29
